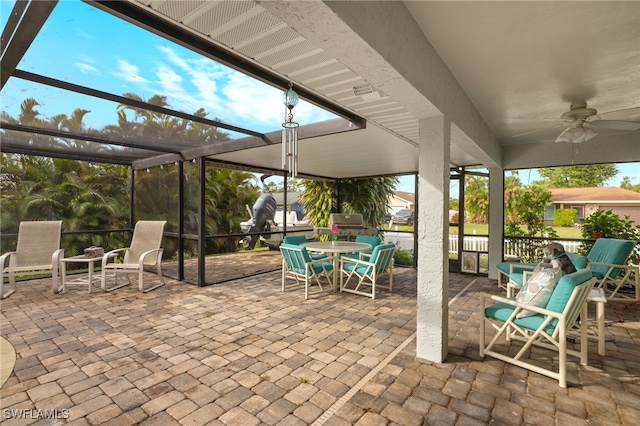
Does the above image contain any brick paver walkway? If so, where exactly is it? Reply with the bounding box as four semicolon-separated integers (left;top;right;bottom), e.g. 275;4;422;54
1;262;639;425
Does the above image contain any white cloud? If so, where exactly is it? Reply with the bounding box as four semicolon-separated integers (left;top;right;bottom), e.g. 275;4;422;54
74;61;99;74
113;59;149;84
107;44;337;133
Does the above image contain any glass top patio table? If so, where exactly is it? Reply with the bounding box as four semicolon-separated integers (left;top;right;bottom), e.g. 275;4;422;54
301;241;371;254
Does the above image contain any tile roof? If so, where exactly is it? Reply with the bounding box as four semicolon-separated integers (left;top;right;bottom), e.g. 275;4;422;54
393;191;415;204
550;187;640;202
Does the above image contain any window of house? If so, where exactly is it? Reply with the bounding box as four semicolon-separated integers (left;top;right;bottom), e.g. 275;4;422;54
544;205;555;220
570;205;584;219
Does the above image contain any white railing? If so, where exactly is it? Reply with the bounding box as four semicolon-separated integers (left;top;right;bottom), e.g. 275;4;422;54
447;235;581;256
383;231;582;256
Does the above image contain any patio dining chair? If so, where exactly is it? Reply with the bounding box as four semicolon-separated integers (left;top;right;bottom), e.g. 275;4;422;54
0;220;64;299
341;234;381;260
280;243;336;299
339;243;395;299
283;235;326;260
479;269;597;388
101;221;166;293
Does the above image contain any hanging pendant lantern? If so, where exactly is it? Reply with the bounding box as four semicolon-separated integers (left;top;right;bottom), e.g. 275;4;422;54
282;82;300;177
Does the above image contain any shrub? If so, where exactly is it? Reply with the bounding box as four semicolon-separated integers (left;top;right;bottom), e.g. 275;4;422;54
579;209;640;262
554;209;577;227
394;248;414;266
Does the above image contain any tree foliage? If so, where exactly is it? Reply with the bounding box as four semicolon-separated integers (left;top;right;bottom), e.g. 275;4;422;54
554;209;577;227
538;164;618;188
620;176;640;193
464;175;488;224
578;210;640;263
300;177;398;235
504;182;558;262
1;96;262;258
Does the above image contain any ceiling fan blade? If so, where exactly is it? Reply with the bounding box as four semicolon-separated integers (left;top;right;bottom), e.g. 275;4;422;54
511;122;566;138
588;120;640;131
586;106;640;123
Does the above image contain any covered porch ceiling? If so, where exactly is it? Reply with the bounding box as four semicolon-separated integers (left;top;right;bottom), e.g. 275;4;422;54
1;1;639;179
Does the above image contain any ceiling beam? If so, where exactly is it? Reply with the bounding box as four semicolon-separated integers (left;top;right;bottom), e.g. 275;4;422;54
13;69;265;139
1;0;57;89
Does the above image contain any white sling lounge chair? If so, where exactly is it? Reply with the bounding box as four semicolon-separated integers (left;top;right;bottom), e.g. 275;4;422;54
101;221;166;293
0;220;64;298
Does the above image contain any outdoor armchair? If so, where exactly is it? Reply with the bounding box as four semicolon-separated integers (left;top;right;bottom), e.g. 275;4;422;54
101;221;166;293
280;243;336;299
341;235;381;260
340;243;395;299
584;238;637;302
283;235;326;260
499;238;637;302
0;220;64;299
479;269;597;388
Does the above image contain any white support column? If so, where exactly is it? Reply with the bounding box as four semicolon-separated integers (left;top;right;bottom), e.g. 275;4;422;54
488;167;504;280
416;116;449;363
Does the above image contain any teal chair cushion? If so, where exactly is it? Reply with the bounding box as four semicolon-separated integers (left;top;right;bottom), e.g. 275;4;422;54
545;269;593;314
342;235;381;260
508;272;525;286
281;243;332;274
342;243;395;275
486;269;593;335
496;261;536;275
283;236;326;260
283;235;307;245
485;301;556;335
355;235;381;251
566;252;588;270
587;238;634;279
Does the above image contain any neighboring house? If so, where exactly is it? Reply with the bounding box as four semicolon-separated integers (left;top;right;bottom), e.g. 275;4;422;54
545;187;640;225
388;191;415;214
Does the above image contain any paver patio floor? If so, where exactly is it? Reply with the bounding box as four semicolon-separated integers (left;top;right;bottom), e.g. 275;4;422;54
1;261;639;425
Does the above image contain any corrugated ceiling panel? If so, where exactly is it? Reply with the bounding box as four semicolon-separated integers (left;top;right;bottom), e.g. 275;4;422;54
293;62;353;83
216;10;281;47
236;26;300;58
155;1;208;22
272;52;335;75
187;2;254;34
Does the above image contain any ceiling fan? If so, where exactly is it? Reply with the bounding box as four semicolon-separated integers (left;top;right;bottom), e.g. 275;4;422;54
554;102;640;143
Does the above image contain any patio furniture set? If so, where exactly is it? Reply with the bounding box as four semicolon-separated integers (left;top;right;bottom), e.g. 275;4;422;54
280;234;395;300
0;220;167;299
481;237;639;387
3;222;638;389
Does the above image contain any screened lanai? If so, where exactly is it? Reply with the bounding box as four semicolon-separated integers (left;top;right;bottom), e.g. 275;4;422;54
0;0;413;287
2;0;640;365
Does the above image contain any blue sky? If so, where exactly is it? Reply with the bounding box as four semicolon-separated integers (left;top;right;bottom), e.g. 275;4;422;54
0;0;335;133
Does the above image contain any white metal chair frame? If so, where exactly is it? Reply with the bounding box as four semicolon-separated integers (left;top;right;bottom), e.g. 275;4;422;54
479;276;597;388
339;244;395;299
590;260;639;302
101;221;166;293
0;221;64;299
280;243;336;300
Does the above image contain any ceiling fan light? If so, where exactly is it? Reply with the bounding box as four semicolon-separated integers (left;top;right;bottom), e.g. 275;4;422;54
555;122;598;143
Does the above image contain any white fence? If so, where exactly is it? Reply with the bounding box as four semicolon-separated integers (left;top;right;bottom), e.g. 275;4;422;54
383;231;582;256
448;235;581;256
